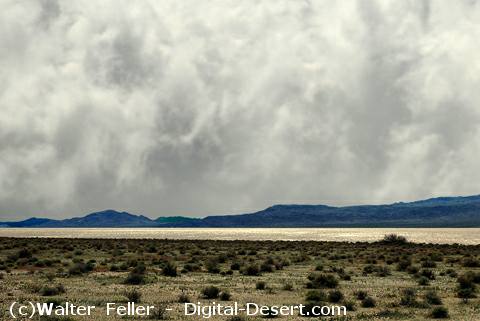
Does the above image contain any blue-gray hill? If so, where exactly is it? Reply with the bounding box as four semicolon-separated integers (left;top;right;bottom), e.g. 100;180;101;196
1;195;480;228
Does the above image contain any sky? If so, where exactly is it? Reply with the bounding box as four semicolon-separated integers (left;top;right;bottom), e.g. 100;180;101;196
1;0;480;220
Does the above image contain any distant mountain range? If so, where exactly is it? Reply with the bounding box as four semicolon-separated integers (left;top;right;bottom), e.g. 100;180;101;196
1;195;480;228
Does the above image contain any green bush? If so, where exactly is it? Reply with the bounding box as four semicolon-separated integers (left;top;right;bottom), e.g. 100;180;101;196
68;262;94;275
124;288;142;303
219;291;231;301
462;258;480;268
206;259;220;274
361;296;376;308
162;261;177;277
124;266;146;285
202;286;220;299
457;272;477;301
381;234;408;244
305;290;327;302
425;290;442;305
178;292;190;303
243;264;261;276
306;273;339;289
418;276;430;286
40;284;65;296
430;307;449;319
355;290;368;300
282;283;293;291
256;281;266;290
327;290;344;303
400;288;417;307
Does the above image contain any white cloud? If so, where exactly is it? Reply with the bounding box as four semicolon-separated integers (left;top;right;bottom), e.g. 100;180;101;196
1;0;480;219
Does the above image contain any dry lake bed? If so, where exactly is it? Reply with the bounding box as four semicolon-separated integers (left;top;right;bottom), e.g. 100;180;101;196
0;228;479;244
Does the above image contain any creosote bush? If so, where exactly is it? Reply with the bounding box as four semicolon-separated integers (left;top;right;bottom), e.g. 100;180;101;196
457;272;477;302
125;265;146;285
178;292;190;303
256;281;266;290
282;283;293;291
124;288;142;303
162;261;177;277
40;284;65;296
306;273;339;289
425;290;442;305
400;288;417;307
382;234;408;244
430;307;449;319
305;290;327;302
202;286;220;299
327;289;344;303
361;296;376;308
355;290;368;300
219;291;231;301
243;264;261;276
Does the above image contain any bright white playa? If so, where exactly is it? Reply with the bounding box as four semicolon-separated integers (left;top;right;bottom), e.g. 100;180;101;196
0;228;478;245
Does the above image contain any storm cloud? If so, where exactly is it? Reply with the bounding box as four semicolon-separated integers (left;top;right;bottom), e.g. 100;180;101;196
1;0;480;220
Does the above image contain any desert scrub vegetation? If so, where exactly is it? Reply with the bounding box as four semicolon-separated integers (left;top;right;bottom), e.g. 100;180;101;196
0;236;479;320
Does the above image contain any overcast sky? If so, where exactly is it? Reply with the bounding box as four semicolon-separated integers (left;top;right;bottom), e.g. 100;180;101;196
1;1;480;220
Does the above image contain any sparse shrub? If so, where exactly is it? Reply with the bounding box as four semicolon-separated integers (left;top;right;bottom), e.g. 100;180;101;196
125;265;146;285
430;252;443;262
418;276;430;286
407;265;419;274
362;264;375;275
361;296;376;308
327;290;344;303
282;283;293;291
339;272;351;280
376;266;391;277
260;262;274;273
219;291;231;301
355;290;368;300
462;257;480;268
40;284;66;296
124;288;142;303
202;286;220;299
425;290;442;305
68;262;94;275
430;306;449;319
445;269;457;278
400;288;417;307
162;261;177;277
397;259;411;271
381;234;408;244
206;259;220;274
305;290;327;302
178;292;190;303
230;262;241;270
420;269;435;280
243;264;261;276
149;303;168;320
315;264;324;271
18;248;32;259
256;281;266;290
306;273;338;289
457;272;477;302
344;300;356;311
422;260;437;268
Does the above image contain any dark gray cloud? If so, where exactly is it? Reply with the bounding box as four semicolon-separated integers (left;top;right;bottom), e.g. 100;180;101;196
1;1;480;220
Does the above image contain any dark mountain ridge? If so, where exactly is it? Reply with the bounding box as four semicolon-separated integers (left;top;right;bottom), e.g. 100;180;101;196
1;195;480;228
